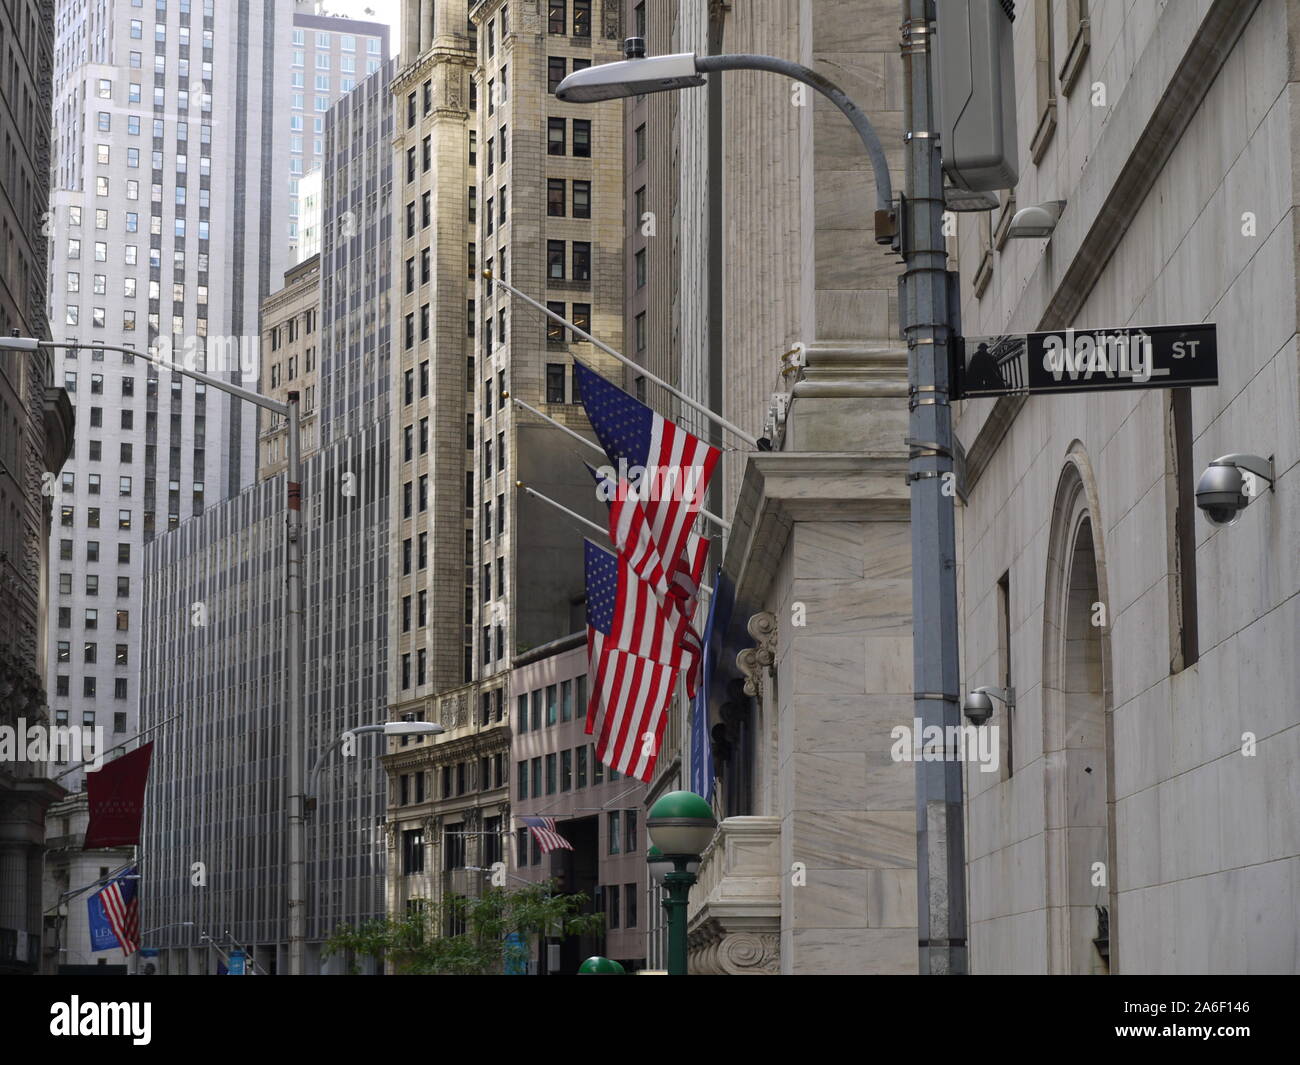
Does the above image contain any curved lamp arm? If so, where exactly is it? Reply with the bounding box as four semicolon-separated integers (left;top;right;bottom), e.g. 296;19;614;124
695;54;894;217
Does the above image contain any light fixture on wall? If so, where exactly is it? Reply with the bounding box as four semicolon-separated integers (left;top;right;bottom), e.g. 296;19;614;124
1006;200;1067;238
1195;453;1276;527
961;685;1015;726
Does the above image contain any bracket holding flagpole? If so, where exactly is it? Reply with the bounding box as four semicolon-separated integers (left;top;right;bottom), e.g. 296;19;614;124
485;270;759;450
509;395;732;532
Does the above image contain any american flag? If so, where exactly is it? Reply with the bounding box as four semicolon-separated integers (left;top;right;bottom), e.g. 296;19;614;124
584;539;697;714
590;643;677;781
588;461;672;599
521;816;573;854
588;465;709;697
584;540;682;780
93;867;140;955
574;361;720;591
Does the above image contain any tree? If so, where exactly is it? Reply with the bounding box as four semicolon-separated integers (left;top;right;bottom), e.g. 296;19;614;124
324;880;605;975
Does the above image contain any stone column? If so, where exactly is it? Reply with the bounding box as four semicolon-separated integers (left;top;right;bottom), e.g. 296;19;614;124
719;337;919;974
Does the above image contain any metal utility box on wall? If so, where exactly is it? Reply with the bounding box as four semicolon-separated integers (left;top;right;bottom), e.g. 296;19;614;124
935;0;1019;191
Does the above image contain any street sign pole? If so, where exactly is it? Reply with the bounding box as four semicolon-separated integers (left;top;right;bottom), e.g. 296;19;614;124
902;0;967;975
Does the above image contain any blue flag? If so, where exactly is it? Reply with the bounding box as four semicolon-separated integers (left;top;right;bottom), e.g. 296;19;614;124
86;891;119;953
690;567;733;801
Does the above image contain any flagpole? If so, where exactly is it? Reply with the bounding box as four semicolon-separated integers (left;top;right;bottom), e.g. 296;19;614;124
49;712;180;781
518;481;608;540
509;396;732;531
485;270;760;449
518;482;714;597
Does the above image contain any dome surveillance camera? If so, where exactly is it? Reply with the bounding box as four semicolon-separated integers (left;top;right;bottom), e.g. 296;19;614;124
1195;454;1274;527
961;690;995;726
961;685;1014;726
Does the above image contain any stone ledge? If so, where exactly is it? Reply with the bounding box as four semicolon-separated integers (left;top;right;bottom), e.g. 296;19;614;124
687;816;782;975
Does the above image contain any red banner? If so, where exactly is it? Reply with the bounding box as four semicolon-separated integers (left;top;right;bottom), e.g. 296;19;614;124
83;742;154;849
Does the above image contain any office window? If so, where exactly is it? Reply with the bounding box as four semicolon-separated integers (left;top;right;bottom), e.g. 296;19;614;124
546;302;566;343
547;239;566;280
574;242;591;282
573;0;591;36
531;689;543;731
573;119;591;157
573;303;591;335
547;117;565;155
402;829;424;874
635;122;647;163
548;1;566;34
625;884;638;929
625;809;638;852
517;761;528;799
546;364;566;403
547;178;565;217
561;749;573;791
576;745;588;788
574;180;595;218
608;811;621;854
531;756;542;798
548;56;566;93
545;753;557;795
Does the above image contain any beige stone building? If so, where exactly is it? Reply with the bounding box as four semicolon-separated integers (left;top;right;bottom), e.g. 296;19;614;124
383;0;630;954
952;0;1300;974
646;0;1300;978
257;254;321;481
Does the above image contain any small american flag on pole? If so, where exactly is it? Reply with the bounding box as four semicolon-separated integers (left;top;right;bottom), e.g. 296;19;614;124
89;867;140;955
521;816;573;854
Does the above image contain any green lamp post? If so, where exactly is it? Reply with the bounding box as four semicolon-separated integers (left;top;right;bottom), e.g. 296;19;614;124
646;791;717;975
578;956;626;975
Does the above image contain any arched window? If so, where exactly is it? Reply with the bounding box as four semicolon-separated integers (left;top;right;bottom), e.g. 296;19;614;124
1041;447;1116;973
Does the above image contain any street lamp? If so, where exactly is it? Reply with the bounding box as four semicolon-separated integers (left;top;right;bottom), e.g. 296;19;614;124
558;18;970;974
305;721;445;814
0;334;308;973
555;40;894;235
645;791;715;976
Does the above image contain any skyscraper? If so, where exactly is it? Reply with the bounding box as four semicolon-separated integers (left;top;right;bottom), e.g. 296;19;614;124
140;54;399;976
0;0;75;976
42;1;391;791
287;12;389;259
383;0;628;945
43;0;297;793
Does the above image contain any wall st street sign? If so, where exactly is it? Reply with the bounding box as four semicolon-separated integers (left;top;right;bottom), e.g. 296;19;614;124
953;324;1218;399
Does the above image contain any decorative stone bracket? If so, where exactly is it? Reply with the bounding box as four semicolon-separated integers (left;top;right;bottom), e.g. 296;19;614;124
686;816;782;975
735;612;777;698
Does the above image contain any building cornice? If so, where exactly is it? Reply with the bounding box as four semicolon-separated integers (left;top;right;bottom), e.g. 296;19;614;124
962;0;1262;492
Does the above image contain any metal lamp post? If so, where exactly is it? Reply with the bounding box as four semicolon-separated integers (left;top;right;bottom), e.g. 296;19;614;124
556;17;969;974
0;335;309;973
645;791;716;976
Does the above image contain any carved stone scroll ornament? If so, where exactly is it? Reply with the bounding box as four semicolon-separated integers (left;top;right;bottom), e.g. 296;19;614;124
689;922;779;975
735;612;777;697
